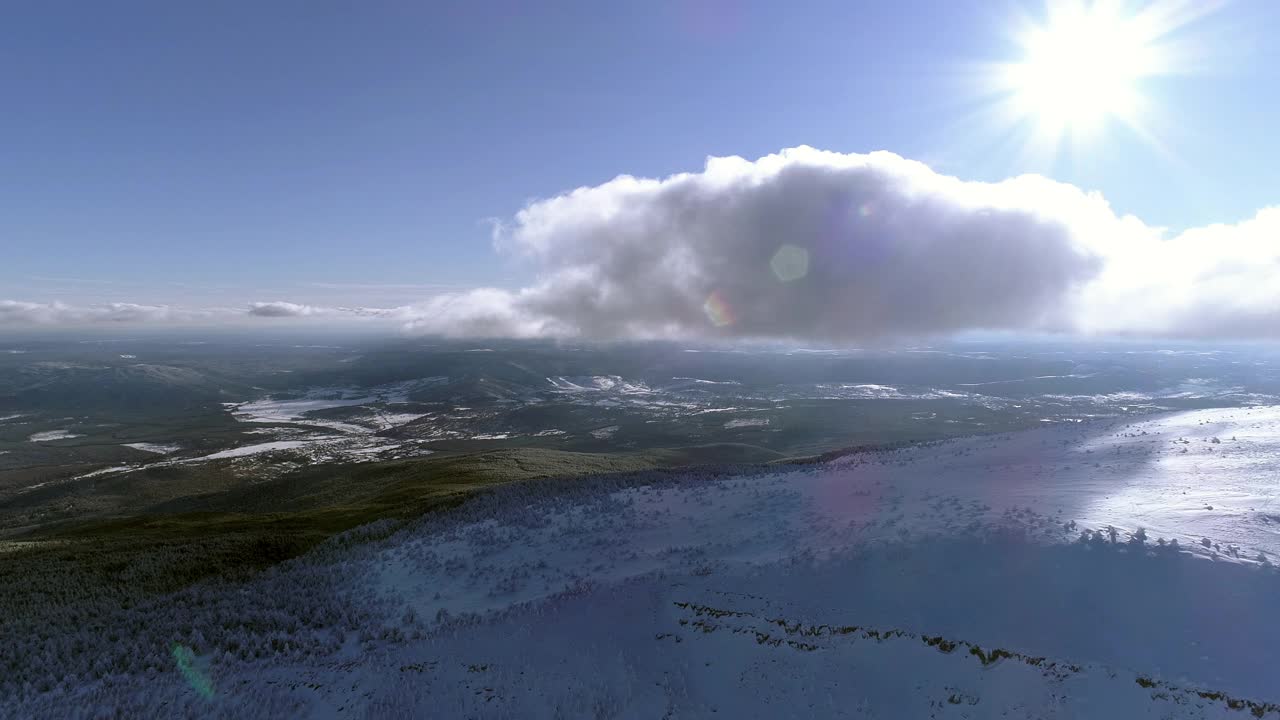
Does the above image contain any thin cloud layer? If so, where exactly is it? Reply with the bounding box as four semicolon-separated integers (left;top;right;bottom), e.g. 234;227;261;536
246;302;409;320
0;299;406;326
0;300;205;325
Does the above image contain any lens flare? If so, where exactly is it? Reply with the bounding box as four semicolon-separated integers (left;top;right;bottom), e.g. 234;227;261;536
172;644;215;700
703;290;735;327
770;244;810;283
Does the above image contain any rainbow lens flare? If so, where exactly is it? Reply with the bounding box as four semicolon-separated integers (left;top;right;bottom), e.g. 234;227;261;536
172;644;215;700
703;290;735;327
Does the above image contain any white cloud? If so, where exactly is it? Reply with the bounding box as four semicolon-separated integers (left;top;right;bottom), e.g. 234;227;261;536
1074;207;1280;338
246;302;411;320
0;298;407;327
246;301;324;318
0;300;207;325
402;288;565;338
407;147;1121;341
404;147;1280;342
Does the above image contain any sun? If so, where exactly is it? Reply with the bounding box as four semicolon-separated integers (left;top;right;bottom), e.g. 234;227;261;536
1004;2;1163;139
972;0;1227;170
975;0;1230;169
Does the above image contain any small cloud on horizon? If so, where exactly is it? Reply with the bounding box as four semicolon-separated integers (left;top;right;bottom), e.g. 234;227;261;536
246;301;324;318
0;300;212;326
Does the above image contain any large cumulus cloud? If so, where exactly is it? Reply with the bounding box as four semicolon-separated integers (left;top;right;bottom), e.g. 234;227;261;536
1073;207;1280;338
407;147;1123;340
407;147;1280;341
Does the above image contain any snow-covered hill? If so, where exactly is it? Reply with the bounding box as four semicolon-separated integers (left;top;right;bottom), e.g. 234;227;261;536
12;407;1280;718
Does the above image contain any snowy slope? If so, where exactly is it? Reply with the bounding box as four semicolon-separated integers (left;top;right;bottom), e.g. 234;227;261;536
12;407;1280;718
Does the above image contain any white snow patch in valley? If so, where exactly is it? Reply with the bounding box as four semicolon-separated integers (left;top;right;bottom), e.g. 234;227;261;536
230;396;376;434
364;412;427;430
800;383;980;402
179;435;414;465
345;443;418;457
27;430;82;442
242;427;294;436
123;442;181;454
74;465;133;480
590;425;620;439
228;379;445;435
724;417;770;428
192;440;316;460
17;406;1280;718
548;375;652;394
0;414;25;422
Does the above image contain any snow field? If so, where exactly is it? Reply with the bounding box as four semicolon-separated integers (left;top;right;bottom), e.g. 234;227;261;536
11;406;1280;718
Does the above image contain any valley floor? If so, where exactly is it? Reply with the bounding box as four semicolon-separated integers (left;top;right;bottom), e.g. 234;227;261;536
10;406;1280;718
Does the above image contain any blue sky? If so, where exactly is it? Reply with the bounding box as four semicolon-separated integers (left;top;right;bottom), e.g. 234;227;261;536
3;1;1279;330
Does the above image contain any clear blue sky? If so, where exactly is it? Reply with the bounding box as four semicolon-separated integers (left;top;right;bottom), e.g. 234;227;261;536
3;0;1278;308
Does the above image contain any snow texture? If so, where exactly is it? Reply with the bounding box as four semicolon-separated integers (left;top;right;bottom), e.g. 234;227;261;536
122;442;182;454
26;430;83;442
12;407;1280;718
